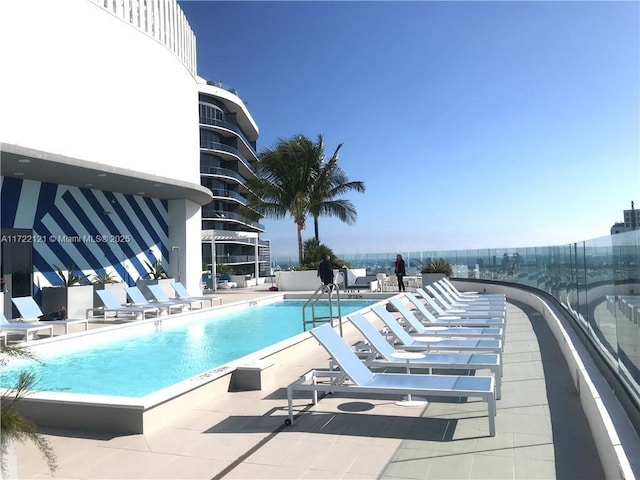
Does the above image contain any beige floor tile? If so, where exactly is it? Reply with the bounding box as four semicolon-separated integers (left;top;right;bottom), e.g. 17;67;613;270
470;453;515;479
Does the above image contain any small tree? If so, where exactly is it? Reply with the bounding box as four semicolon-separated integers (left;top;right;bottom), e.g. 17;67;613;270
420;258;453;277
215;264;235;275
1;345;57;475
143;260;168;279
298;238;348;270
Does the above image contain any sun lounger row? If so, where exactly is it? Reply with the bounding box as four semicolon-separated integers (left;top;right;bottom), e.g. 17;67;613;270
1;282;222;342
1;297;89;342
87;283;222;320
287;280;506;437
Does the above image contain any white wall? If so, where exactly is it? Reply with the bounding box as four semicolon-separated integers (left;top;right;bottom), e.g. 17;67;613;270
168;199;202;292
0;0;200;185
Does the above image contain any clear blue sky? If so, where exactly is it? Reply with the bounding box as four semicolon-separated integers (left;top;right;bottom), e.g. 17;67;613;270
180;1;639;259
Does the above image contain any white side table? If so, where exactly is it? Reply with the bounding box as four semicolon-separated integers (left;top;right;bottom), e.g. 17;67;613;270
390;351;427;407
420;326;449;334
412;336;444;352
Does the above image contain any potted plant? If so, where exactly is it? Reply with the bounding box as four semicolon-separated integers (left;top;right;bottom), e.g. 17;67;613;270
1;344;57;477
136;260;174;301
41;265;93;320
143;260;169;280
91;270;126;308
420;258;453;286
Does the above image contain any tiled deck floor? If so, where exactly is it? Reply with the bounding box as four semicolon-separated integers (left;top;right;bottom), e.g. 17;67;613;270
16;288;604;479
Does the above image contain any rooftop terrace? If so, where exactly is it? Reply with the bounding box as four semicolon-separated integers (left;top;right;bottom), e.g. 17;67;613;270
13;283;638;479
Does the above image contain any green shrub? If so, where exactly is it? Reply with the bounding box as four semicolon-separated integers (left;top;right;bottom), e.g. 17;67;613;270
420;258;453;277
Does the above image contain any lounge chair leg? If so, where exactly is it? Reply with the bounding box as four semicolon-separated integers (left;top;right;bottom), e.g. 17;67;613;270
488;396;496;437
286;385;294;425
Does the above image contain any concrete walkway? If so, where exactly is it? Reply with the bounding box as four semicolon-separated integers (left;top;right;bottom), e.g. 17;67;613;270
15;289;604;479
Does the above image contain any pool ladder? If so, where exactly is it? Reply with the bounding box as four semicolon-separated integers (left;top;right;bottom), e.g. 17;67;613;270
302;283;343;336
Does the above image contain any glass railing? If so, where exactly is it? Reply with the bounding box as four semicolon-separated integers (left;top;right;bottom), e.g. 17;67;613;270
200;141;254;174
200;165;245;184
208;188;246;204
199;118;258;163
201;209;265;231
270;230;640;405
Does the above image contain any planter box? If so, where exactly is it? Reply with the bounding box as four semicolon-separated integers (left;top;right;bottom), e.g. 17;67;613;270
136;278;175;301
42;285;94;320
229;275;258;288
421;273;446;287
276;270;337;291
93;283;127;308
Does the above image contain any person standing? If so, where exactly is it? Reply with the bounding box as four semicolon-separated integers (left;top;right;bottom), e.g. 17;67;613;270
317;254;335;287
395;254;406;292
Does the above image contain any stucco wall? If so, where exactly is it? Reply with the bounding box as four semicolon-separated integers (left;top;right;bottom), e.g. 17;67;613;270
0;0;199;184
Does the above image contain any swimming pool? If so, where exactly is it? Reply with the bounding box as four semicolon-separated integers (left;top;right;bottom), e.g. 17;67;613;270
0;299;375;398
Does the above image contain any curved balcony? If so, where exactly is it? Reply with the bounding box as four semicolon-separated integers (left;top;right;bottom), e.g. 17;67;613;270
208;188;246;205
201;208;264;231
200;141;256;180
200;166;246;186
91;0;196;75
199;118;259;164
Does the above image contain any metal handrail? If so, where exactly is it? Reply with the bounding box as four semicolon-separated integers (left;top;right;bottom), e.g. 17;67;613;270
302;283;343;336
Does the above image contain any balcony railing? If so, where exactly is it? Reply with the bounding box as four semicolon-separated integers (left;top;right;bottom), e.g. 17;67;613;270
200;141;255;177
199;118;258;162
200;166;245;185
208;188;246;204
201;209;264;231
216;255;266;264
92;0;196;74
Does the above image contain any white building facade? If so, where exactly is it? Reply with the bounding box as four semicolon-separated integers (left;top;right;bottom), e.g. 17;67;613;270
198;79;271;283
0;0;213;312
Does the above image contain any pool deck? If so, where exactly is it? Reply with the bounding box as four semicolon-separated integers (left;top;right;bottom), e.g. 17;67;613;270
15;285;606;479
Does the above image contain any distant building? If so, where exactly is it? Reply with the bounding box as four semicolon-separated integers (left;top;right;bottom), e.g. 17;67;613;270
197;78;271;280
610;201;640;234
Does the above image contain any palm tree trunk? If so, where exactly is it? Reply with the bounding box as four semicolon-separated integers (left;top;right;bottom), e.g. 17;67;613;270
296;224;304;264
313;215;320;242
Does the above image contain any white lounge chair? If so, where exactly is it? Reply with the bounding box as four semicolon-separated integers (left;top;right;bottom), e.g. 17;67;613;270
126;286;184;314
395;293;506;329
0;312;54;342
417;287;506;320
146;285;191;310
371;305;503;356
171;282;222;308
87;289;160;320
349;313;502;399
389;296;504;339
439;277;506;301
434;281;505;304
424;285;506;314
286;324;496;436
11;296;88;334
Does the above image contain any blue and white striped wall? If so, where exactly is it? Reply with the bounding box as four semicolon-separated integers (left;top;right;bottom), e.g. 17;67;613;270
1;176;169;295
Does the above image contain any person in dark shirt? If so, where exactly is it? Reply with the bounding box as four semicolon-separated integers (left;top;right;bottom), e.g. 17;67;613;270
395;253;407;292
317;254;335;286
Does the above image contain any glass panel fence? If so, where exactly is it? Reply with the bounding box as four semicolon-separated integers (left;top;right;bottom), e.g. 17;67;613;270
270;230;640;402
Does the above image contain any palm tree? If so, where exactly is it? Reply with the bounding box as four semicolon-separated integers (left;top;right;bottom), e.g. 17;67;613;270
308;134;365;242
1;344;57;475
246;136;319;264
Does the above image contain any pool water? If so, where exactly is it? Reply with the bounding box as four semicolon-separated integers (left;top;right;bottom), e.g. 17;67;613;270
0;300;374;398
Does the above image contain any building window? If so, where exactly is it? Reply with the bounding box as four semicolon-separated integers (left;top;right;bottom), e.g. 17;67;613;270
200;103;224;124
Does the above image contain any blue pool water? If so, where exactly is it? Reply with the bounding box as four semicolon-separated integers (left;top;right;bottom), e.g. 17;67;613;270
0;300;374;398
